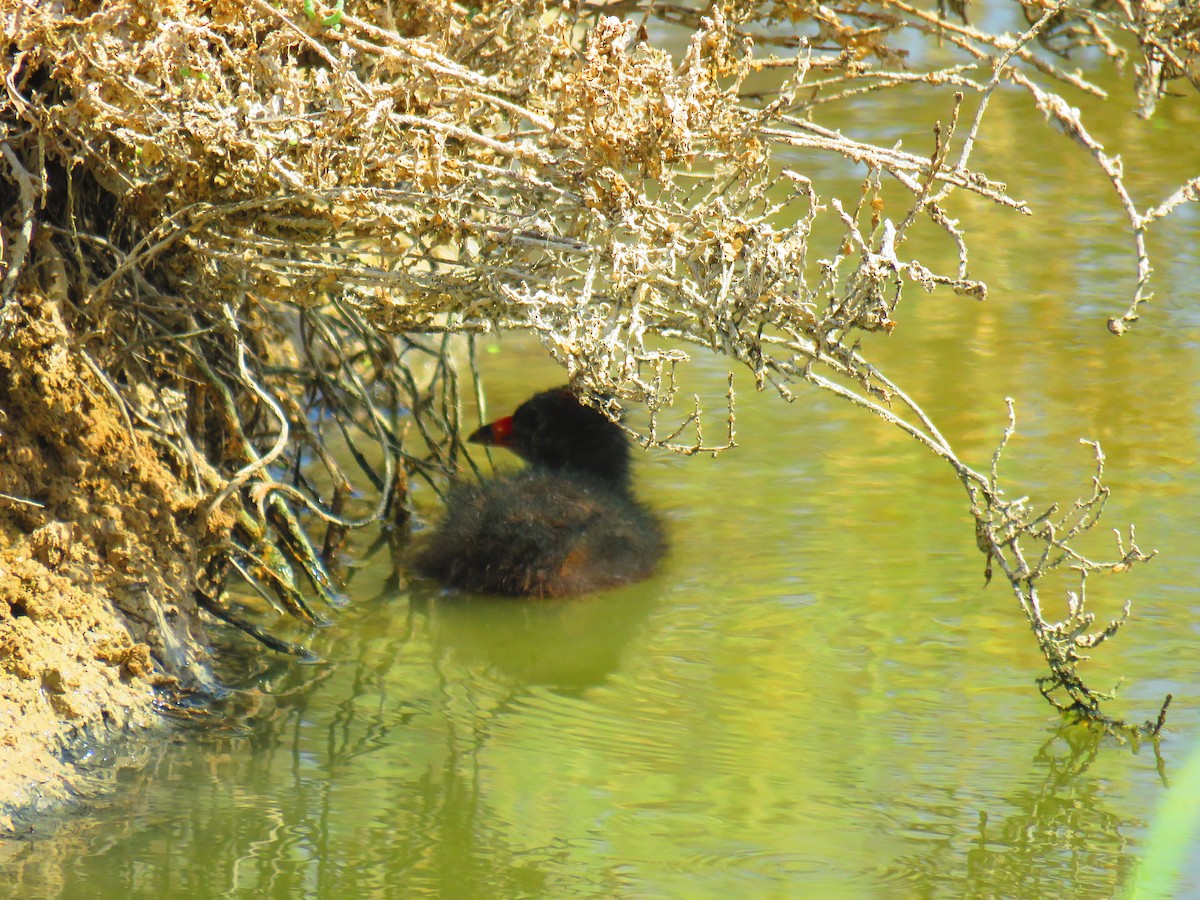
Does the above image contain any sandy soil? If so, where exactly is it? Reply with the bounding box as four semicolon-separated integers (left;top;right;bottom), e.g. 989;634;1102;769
0;290;211;833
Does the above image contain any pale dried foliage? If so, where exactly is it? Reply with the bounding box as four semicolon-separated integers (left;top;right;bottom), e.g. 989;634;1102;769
2;0;1196;731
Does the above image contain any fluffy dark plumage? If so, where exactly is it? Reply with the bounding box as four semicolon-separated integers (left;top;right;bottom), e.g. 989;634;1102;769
415;388;664;598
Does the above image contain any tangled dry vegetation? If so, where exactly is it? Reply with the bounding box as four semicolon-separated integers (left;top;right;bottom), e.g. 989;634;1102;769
1;0;1198;821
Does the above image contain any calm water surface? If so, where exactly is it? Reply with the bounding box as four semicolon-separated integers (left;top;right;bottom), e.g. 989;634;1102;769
5;42;1200;900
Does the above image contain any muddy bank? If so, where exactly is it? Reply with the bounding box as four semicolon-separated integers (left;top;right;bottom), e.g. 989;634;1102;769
0;290;212;833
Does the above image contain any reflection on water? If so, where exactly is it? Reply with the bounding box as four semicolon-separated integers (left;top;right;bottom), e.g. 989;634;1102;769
411;584;656;694
893;733;1155;897
6;502;1198;899
7;47;1200;900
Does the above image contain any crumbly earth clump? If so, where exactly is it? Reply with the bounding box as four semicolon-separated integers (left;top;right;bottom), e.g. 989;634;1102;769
0;290;211;833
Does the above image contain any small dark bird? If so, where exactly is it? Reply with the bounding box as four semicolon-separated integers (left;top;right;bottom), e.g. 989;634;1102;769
415;388;665;597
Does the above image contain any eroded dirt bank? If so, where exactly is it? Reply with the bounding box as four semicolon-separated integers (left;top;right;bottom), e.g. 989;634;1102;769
0;289;211;833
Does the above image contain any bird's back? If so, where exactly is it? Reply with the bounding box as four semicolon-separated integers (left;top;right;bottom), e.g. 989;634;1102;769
415;470;664;598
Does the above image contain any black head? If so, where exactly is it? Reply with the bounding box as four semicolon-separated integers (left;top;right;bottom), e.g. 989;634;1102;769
468;388;631;489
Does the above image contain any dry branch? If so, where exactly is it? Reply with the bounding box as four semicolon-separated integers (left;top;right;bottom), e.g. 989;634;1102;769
2;0;1196;737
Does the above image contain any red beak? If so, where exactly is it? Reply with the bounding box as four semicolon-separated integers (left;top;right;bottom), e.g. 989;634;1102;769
468;414;514;447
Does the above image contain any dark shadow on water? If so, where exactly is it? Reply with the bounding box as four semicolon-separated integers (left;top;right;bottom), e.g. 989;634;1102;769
408;582;657;695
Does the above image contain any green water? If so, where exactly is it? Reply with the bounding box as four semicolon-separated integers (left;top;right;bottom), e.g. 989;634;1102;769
5;42;1200;900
